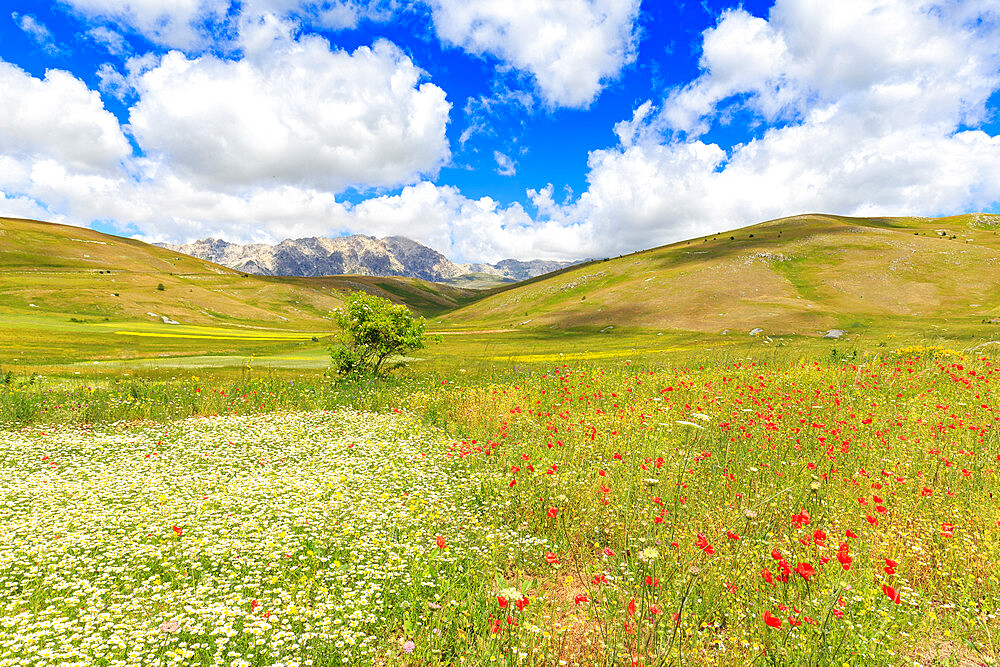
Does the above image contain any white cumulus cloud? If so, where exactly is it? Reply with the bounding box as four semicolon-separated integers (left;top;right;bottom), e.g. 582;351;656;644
0;61;131;176
428;0;641;108
525;0;1000;258
4;0;1000;265
128;37;451;192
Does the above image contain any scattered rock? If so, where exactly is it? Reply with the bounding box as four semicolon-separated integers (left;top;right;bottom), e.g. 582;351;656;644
161;316;179;325
749;327;763;336
822;329;847;339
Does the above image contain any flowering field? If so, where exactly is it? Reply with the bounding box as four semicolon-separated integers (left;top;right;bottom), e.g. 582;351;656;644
2;349;1000;665
422;351;1000;665
0;411;546;666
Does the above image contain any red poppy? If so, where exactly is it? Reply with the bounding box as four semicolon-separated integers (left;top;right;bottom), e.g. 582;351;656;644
764;611;782;628
435;535;446;549
574;594;590;604
627;598;636;615
837;544;852;571
544;551;560;564
516;596;529;611
497;595;508;608
547;507;559;518
792;508;811;528
761;568;774;584
172;525;183;537
882;583;901;604
794;562;816;580
490;617;502;633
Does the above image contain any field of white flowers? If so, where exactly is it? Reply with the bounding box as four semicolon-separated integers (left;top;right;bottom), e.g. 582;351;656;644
0;411;548;667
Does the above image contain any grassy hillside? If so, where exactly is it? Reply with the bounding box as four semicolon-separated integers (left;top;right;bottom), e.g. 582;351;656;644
0;217;476;367
6;212;1000;373
440;213;1000;344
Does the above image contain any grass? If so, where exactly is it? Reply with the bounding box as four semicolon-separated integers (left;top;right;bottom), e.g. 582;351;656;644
3;213;1000;665
3;341;1000;665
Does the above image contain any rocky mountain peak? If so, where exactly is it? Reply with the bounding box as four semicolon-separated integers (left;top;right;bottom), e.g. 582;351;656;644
157;234;580;286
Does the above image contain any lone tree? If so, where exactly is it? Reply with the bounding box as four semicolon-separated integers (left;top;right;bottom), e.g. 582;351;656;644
329;291;428;377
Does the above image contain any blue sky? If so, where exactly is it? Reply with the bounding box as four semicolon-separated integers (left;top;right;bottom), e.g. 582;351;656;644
0;1;998;262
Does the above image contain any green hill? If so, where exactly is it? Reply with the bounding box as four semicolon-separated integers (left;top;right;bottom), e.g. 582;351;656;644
5;212;1000;371
0;217;476;367
439;213;1000;342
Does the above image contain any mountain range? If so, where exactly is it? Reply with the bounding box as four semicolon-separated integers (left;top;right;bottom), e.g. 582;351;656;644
157;235;579;286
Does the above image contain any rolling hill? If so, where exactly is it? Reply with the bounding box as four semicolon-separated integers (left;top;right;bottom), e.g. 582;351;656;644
0;217;476;326
4;212;1000;370
0;217;478;367
439;213;1000;342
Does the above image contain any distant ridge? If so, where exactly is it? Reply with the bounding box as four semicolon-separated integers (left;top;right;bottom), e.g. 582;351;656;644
158;235;580;287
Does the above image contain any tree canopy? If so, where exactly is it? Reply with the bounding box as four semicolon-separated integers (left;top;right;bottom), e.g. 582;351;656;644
329;291;428;377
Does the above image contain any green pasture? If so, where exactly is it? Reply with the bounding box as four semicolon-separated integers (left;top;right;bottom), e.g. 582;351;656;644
4;305;996;382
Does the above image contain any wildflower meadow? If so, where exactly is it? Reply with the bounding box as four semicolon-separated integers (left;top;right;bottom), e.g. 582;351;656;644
2;346;999;665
